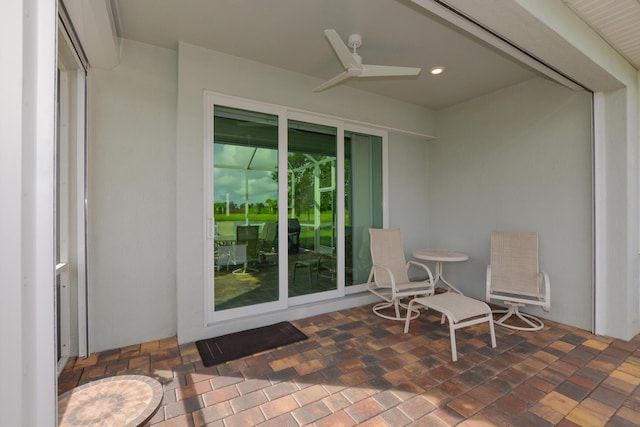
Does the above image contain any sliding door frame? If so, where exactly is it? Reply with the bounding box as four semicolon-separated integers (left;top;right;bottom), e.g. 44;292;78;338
204;91;388;326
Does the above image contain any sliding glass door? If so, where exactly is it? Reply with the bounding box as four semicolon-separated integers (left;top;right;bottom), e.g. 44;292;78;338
212;106;280;313
287;120;338;298
345;131;383;288
205;93;386;323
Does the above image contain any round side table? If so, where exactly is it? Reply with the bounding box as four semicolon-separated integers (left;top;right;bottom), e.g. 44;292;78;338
412;249;469;294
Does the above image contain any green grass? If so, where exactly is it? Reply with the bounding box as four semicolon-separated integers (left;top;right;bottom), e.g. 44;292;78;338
216;213;340;250
215;212;340;223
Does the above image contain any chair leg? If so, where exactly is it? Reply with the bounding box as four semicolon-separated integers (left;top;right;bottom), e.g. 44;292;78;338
448;316;457;362
489;315;497;348
394;299;401;320
404;300;417;333
493;302;544;331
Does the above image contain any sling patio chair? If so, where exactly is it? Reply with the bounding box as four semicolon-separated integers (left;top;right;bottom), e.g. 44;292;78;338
366;228;435;321
486;230;551;331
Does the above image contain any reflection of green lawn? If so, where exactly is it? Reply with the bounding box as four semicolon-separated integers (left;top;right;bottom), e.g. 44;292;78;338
215;213;278;222
214;213;341;222
215;213;343;248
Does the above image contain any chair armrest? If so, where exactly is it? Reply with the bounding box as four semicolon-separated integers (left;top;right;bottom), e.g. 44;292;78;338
369;263;398;290
539;270;551;312
407;260;435;286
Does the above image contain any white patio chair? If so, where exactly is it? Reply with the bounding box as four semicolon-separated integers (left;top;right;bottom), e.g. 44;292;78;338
486;231;551;331
366;228;435;321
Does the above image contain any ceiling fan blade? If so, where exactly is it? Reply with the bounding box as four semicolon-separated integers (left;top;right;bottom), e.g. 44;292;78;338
358;64;421;77
313;71;352;92
324;29;361;69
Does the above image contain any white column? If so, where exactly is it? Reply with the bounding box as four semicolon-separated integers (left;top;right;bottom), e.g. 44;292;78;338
0;0;57;425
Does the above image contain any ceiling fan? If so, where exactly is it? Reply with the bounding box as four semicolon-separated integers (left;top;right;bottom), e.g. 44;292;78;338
313;29;421;92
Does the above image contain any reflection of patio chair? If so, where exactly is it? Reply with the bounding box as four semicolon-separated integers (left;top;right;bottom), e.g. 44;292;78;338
316;227;352;282
233;225;259;275
293;252;319;284
259;222;278;253
216;221;236;242
317;253;336;280
215;244;238;271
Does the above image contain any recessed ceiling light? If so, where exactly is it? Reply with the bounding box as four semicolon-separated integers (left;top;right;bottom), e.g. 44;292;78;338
430;66;445;75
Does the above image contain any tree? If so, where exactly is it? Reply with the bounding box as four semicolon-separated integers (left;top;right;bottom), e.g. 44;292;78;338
266;198;278;215
214;202;226;215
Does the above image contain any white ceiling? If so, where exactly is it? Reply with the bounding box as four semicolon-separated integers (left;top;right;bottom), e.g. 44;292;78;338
112;0;639;110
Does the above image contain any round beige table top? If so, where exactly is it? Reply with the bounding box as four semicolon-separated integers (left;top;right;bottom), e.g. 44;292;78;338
412;249;469;262
58;375;163;427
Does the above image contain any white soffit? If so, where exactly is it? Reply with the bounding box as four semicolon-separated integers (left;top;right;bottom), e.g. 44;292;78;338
562;0;640;70
439;0;626;92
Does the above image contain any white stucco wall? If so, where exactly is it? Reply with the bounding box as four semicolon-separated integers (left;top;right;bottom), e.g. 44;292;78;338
388;133;430;254
87;39;178;352
427;78;593;330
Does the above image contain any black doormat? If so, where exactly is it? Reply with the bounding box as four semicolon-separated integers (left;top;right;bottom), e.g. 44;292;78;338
195;321;308;367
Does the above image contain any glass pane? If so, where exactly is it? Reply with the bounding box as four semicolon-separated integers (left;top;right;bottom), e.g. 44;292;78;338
213;106;279;311
288;120;337;296
345;131;383;286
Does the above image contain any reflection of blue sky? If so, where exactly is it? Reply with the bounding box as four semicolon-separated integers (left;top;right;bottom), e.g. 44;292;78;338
214;144;278;205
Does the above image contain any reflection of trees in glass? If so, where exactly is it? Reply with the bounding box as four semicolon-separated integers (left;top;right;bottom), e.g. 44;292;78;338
265;198;277;214
285;153;336;221
283;153;311;220
214;202;226;215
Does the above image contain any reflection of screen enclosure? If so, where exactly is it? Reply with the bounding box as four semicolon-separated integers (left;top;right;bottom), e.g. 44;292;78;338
213;106;279;311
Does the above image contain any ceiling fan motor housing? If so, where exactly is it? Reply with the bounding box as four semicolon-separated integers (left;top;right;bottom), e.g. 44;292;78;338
348;34;362;49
